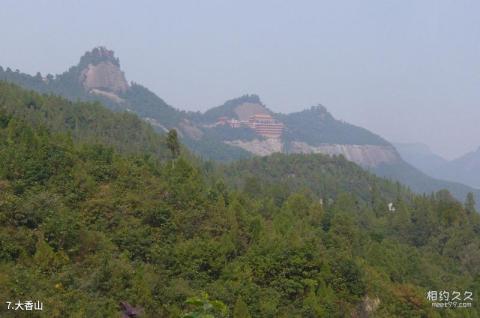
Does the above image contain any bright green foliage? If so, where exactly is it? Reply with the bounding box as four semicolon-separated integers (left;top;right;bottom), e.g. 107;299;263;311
181;293;227;318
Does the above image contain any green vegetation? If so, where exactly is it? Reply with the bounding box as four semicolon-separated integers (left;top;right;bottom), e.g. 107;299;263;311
182;137;253;162
220;153;405;204
0;56;251;162
280;106;390;146
121;83;185;127
208;126;259;142
373;161;480;210
3;50;478;203
0;82;171;160
167;129;181;159
0;52;185;125
0;61;113;108
0;83;479;317
181;293;228;318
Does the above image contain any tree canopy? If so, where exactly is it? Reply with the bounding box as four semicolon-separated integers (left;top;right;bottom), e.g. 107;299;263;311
0;83;479;317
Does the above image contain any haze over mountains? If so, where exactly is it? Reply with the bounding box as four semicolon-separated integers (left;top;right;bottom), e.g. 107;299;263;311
396;143;480;189
1;47;478;206
445;148;480;188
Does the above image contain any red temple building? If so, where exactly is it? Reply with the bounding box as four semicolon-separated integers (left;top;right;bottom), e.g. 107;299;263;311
247;114;284;138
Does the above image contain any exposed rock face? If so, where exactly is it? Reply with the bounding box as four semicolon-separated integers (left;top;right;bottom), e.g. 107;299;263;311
223;139;400;167
289;141;401;167
80;61;129;93
90;88;125;103
76;47;129;99
225;138;283;156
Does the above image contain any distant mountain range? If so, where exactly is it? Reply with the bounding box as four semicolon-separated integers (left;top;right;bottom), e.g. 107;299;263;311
445;148;480;188
1;46;479;206
395;143;480;189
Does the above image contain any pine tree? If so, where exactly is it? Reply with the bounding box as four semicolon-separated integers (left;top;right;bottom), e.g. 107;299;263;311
167;128;180;158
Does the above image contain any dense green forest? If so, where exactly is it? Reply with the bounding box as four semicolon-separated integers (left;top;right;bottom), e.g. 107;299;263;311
1;83;480;317
0;82;172;160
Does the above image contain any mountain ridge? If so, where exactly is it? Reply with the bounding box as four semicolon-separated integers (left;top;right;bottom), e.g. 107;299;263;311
396;142;480;190
0;47;397;165
1;46;479;206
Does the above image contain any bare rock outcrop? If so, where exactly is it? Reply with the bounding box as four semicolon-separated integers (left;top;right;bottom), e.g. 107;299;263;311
225;138;283;156
289;141;401;167
80;61;128;93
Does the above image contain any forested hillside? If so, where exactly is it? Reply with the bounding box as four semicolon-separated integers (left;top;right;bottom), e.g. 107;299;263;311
220;153;405;203
0;84;479;317
0;82;172;160
2;48;479;208
279;106;390;147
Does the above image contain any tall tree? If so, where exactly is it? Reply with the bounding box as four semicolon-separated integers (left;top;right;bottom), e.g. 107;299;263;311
167;128;180;159
465;192;476;214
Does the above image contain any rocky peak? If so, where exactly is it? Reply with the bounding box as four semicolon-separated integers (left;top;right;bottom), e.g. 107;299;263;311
79;46;120;68
78;47;129;94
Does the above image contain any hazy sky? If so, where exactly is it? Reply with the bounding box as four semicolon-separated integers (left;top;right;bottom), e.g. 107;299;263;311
1;1;479;159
